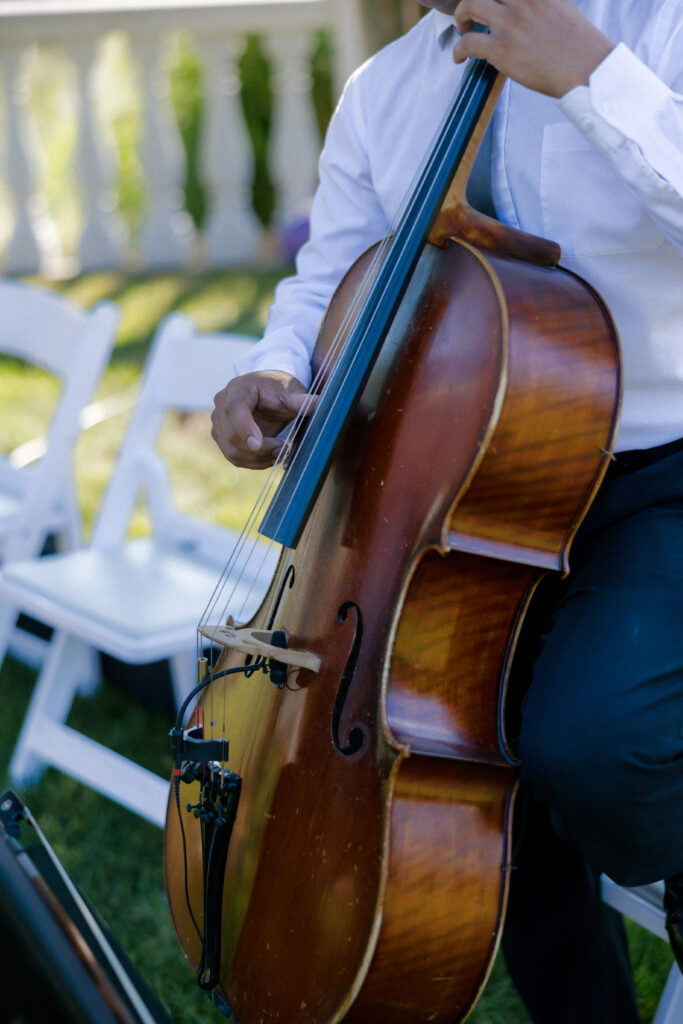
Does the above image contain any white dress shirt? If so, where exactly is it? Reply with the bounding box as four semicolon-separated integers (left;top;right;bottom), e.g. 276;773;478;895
236;0;683;452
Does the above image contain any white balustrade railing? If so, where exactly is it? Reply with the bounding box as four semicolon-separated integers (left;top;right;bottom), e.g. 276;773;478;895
0;0;366;276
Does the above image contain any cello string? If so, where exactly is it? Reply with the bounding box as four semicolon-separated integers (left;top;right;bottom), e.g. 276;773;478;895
198;87;476;646
295;58;490;421
197;222;398;634
268;62;491;500
262;59;493;535
197;228;395;634
277;70;484;430
183;60;500;979
189;60;491;766
197;233;398;633
197;215;410;704
197;59;491;640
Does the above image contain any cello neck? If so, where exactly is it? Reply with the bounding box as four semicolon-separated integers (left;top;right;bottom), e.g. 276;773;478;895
259;59;501;551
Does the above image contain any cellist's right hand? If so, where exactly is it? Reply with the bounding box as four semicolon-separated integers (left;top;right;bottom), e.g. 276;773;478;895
212;370;314;469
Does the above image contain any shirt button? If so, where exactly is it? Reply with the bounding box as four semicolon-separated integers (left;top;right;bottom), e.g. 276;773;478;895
602;100;618;117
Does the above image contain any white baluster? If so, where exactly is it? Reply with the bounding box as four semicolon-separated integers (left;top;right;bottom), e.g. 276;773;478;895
198;36;263;267
71;41;127;271
265;32;320;231
131;36;196;270
2;48;61;276
332;0;369;95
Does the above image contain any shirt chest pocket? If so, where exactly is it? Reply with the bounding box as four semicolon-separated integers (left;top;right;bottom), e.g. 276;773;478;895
540;121;663;258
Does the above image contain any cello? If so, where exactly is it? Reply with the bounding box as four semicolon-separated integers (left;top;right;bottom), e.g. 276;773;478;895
164;48;621;1023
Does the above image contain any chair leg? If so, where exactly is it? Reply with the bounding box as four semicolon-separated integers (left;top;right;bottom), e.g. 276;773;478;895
0;601;46;671
72;643;101;697
10;631;94;785
169;648;199;715
10;628;170;826
8;625;50;669
0;602;19;670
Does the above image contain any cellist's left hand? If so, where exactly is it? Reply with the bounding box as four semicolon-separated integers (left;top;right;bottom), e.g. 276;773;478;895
451;0;614;97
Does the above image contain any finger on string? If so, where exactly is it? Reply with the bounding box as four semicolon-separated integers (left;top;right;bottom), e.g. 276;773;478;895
455;0;503;35
238;437;284;468
201;72;471;637
226;388;264;452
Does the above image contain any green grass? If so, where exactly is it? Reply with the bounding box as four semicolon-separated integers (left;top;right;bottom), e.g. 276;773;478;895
0;269;675;1023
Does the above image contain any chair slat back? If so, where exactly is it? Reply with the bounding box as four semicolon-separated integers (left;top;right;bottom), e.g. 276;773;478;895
0;282;119;560
92;312;254;548
0;281;106;378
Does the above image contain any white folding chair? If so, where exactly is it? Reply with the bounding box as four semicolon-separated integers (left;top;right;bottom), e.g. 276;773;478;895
0;312;278;827
601;876;683;1023
0;279;119;664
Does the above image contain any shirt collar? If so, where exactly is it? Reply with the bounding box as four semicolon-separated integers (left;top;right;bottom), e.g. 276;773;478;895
433;10;457;49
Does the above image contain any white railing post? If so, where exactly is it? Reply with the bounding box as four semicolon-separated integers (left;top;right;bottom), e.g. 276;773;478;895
131;36;196;269
0;0;366;277
265;32;320;230
2;48;61;276
198;36;263;266
71;40;128;271
331;0;367;95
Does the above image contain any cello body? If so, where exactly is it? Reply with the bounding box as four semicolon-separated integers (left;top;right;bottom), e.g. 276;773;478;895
164;224;621;1021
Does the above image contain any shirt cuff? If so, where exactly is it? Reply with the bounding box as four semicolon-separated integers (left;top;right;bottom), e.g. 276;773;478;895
233;328;313;388
587;42;674;141
559;43;683;192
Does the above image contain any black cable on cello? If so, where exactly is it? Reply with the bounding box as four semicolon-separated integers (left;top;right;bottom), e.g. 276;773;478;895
174;659;267;732
174;775;203;945
172;50;501;994
173;659;268;949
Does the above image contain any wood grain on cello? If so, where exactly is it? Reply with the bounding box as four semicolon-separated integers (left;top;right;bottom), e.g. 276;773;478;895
164;55;621;1024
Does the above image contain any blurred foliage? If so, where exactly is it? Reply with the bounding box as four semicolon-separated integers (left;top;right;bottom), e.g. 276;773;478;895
168;33;206;228
239;35;275;227
2;29;334;259
167;29;334;230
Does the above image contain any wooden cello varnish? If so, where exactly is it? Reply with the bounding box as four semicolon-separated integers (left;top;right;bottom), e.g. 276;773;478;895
164;61;621;1023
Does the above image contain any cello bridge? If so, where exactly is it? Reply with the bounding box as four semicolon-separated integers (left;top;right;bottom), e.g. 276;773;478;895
199;620;322;675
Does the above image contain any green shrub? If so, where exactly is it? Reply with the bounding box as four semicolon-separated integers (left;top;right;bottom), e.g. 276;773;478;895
168;30;333;229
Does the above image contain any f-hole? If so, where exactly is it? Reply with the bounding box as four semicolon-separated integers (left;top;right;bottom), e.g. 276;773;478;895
332;601;367;756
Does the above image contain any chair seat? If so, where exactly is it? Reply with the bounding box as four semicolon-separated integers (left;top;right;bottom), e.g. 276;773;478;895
0;537;269;663
3;318;267;827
